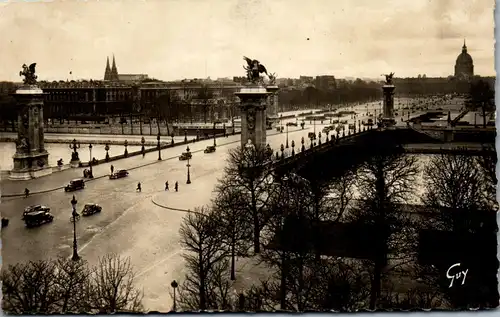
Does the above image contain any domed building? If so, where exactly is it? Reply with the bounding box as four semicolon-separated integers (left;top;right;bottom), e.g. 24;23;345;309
454;40;474;81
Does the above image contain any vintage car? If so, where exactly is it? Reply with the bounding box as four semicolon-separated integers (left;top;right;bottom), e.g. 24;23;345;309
340;120;348;124
2;217;9;228
109;169;129;179
82;203;102;216
179;152;192;161
23;205;51;220
308;132;317;140
204;146;216;154
65;179;85;192
286;122;298;127
24;210;54;228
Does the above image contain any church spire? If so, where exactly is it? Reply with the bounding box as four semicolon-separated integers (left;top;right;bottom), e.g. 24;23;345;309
462;39;467;53
104;56;111;80
111;54;119;81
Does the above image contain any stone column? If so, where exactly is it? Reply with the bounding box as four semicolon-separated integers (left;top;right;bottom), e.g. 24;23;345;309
382;84;396;127
39;105;45;152
235;86;271;150
10;86;52;180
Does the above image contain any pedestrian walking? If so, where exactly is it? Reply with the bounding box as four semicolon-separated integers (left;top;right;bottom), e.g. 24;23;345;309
165;181;169;191
174;181;178;192
136;182;142;192
24;188;30;198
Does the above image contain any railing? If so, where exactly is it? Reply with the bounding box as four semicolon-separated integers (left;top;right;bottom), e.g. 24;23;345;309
270;126;376;169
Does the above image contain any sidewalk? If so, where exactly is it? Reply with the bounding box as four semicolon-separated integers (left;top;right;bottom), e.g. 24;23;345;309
0;134;241;198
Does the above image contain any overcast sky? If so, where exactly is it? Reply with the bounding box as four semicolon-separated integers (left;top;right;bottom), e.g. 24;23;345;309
0;0;495;82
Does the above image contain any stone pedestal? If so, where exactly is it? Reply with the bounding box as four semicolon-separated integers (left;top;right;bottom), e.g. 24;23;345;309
382;84;396;126
10;85;52;180
266;85;279;118
235;85;271;150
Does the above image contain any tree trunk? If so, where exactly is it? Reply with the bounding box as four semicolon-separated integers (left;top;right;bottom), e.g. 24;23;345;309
280;251;287;310
369;256;383;310
251;190;260;254
130;114;134;135
231;243;236;280
482;102;487;128
139;117;143;135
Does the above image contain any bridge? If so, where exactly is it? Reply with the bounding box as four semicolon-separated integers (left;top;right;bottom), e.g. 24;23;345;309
269;124;495;180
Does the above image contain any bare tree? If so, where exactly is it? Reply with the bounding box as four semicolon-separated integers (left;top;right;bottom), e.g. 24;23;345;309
223;146;275;254
2;259;59;314
212;178;252;280
465;79;495;128
347;145;420;310
53;257;90;313
475;145;498;211
87;254;144;313
177;206;228;310
2;255;143;314
422;153;485;232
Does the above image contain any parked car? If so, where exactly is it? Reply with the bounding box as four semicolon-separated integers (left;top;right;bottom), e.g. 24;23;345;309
204;145;216;154
82;203;102;216
286;122;298;127
179;152;192;161
23;205;51;219
65;179;85;192
24;210;54;228
109;169;129;179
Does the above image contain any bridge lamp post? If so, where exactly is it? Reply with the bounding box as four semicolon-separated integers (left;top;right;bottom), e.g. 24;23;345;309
171;280;178;311
186;146;191;184
291;140;295;156
71;195;80;261
88;144;94;178
213;122;217;147
285;124;289;148
157;133;162;160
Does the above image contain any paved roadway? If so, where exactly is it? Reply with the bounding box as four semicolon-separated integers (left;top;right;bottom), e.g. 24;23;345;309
0;97;459;311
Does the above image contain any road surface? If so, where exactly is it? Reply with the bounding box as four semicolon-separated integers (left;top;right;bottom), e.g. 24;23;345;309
0;97;458;311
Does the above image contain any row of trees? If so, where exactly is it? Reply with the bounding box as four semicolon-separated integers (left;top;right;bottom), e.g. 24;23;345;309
174;142;498;311
2;254;144;314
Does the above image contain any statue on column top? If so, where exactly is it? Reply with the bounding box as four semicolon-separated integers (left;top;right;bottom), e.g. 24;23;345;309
243;56;269;84
382;72;395;85
19;63;38;85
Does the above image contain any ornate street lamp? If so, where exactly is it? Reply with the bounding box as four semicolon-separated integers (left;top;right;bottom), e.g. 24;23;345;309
124;140;128;157
157;133;162;160
69;139;80;161
285;124;289;148
88;144;94;178
171;280;178;311
71;195;80;261
184;131;188;143
213;122;217;146
104;143;110;161
186;146;191;184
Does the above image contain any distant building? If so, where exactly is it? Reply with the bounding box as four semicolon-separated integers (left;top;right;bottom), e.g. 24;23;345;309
454;40;474;81
103;55;149;83
315;75;336;90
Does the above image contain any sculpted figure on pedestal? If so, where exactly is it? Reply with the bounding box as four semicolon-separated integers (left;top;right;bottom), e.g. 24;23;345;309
382;72;395;85
19;63;38;85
